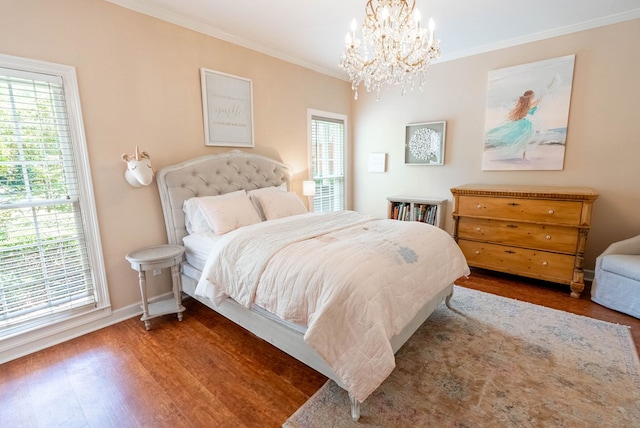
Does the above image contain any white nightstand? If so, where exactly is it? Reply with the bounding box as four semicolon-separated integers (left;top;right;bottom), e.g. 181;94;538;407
125;244;186;330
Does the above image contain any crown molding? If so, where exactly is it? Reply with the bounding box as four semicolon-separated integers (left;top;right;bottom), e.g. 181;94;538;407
105;0;345;79
106;1;640;79
439;9;640;62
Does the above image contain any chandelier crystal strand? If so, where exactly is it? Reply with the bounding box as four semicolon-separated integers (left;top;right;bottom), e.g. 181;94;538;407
339;0;441;100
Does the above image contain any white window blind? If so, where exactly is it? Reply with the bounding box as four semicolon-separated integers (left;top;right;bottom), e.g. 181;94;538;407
0;67;97;333
310;115;345;212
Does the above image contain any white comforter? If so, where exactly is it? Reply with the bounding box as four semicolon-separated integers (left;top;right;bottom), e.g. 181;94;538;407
195;210;469;402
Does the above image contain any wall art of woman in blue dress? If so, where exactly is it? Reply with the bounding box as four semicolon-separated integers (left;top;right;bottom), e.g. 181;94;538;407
484;89;541;160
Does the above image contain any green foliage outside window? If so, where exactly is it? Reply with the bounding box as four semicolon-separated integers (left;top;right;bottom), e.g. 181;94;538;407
0;75;93;326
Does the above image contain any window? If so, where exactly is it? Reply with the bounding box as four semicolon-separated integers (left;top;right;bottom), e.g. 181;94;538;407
308;110;347;212
0;54;109;341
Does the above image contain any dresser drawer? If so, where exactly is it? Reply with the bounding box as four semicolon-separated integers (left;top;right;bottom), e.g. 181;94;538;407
458;239;575;284
457;196;583;225
457;217;579;253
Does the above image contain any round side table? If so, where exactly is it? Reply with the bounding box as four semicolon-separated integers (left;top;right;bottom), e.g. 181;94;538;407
125;244;186;330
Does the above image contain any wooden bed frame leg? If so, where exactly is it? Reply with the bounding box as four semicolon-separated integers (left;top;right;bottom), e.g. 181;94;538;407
445;289;454;309
349;392;361;421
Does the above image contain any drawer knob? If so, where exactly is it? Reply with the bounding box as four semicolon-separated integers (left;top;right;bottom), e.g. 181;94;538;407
476;227;482;232
476;204;482;209
542;261;549;267
474;250;480;255
546;235;551;240
548;209;554;215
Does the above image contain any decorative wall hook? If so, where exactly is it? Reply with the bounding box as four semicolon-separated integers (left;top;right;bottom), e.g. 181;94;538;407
121;146;154;187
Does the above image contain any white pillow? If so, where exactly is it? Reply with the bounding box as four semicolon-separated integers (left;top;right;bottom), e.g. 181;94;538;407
197;193;261;235
255;191;307;220
183;190;246;234
248;183;287;220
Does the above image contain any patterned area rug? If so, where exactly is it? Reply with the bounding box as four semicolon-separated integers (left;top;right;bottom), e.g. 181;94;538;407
284;286;640;427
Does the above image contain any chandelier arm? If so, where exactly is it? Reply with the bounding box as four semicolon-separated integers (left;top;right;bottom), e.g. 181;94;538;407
363;58;377;68
398;1;413;29
366;0;377;22
398;56;425;69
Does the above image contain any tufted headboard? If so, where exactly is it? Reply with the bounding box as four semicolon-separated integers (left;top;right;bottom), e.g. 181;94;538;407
157;150;293;245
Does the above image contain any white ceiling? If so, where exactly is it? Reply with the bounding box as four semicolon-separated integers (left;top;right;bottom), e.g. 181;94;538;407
107;0;640;79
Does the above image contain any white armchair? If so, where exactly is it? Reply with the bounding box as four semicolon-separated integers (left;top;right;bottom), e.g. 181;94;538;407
591;235;640;318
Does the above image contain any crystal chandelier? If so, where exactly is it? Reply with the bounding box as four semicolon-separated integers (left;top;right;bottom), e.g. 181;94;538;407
339;0;441;100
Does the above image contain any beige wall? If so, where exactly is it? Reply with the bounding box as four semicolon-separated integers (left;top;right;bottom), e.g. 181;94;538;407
1;1;637;314
0;0;351;310
352;19;640;270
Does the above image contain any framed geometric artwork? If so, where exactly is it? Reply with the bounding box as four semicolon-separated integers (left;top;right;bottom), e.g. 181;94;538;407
405;121;446;165
482;55;575;170
200;68;254;147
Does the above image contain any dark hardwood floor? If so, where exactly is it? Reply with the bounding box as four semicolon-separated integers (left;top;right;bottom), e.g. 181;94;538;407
1;268;639;427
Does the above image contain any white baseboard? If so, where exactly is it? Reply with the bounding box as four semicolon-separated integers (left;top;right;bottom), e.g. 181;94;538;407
1;267;596;366
0;292;173;365
584;269;594;283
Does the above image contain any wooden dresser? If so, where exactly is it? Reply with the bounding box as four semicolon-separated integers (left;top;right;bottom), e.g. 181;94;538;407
451;184;598;298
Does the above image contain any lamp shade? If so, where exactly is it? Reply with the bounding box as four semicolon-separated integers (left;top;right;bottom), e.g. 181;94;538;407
302;180;316;196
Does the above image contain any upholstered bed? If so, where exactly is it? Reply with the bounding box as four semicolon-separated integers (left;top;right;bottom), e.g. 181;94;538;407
156;150;469;421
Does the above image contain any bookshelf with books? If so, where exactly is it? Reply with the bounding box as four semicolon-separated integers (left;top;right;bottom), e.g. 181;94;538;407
386;196;446;229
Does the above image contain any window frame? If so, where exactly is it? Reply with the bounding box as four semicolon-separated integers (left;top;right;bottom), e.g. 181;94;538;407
0;53;110;361
307;109;349;212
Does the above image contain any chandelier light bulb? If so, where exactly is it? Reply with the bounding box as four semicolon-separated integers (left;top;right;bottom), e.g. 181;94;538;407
428;17;435;41
381;6;390;21
339;0;441;100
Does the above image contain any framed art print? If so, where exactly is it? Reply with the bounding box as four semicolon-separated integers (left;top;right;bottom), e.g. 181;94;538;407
200;68;254;147
482;55;575;170
405;121;446;165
